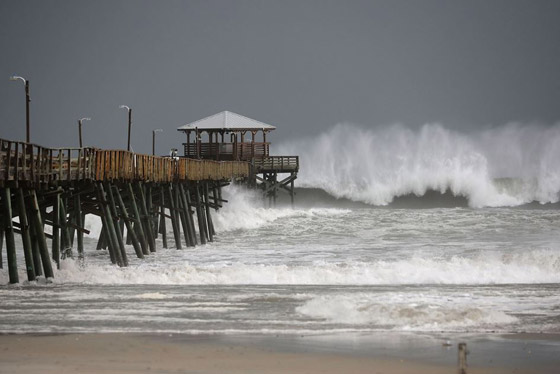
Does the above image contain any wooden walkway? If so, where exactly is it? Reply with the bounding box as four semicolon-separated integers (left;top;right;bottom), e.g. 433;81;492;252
1;138;250;187
0;137;252;284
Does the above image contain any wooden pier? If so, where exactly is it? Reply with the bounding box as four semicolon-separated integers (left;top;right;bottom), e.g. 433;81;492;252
1;111;298;284
0;137;249;284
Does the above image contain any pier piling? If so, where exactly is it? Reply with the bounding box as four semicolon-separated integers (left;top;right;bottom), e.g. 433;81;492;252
0;217;4;269
127;184;148;255
159;187;168;249
52;192;61;268
16;189;36;281
106;182;128;267
136;182;155;253
195;184;207;245
204;183;214;242
2;187;19;284
114;186;143;259
74;194;84;259
29;190;54;279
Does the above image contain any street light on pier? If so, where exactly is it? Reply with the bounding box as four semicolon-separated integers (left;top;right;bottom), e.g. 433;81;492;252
78;117;91;148
152;129;163;156
119;105;132;151
9;75;30;143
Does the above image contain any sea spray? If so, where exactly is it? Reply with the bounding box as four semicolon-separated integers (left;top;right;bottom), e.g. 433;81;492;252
278;122;560;207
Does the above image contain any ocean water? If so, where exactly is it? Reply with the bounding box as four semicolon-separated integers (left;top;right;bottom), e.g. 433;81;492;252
1;185;559;335
1;123;560;335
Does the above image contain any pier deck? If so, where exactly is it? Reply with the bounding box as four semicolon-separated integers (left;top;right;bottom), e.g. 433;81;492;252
0;137;251;284
1;138;250;187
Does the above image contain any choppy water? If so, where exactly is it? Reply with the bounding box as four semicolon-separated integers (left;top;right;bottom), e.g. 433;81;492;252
1;185;559;334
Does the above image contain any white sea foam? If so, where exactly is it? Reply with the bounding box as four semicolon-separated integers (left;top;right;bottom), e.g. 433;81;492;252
133;292;171;300
296;294;518;331
213;184;350;232
12;248;554;286
278;123;560;207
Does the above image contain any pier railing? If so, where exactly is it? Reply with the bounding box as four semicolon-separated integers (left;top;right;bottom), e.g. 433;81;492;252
183;141;270;161
0;138;250;187
251;156;299;173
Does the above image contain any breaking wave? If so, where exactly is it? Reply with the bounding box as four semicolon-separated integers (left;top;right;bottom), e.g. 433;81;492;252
296;294;518;331
278;123;560;208
9;248;556;285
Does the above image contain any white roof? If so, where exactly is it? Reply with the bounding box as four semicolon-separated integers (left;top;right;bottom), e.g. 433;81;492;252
177;111;276;131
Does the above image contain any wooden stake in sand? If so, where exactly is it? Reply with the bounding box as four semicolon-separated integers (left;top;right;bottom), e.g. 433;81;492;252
458;342;468;374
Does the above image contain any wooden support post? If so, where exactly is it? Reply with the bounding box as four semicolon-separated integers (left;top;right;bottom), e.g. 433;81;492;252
52;192;61;268
74;194;84;259
147;185;158;239
105;182;128;267
17;189;37;281
458;343;468;374
68;196;76;247
159;187;168;249
29;190;54;279
96;226;106;250
273;173;278;207
113;186;144;259
97;183;123;266
2;188;19;284
184;185;198;246
136;182;155;253
127;184;149;256
209;184;216;235
59;201;73;259
167;184;182;249
195;184;207;245
291;176;295;208
178;183;197;247
99;217;116;264
126;227;133;245
204;183;214;242
29;221;42;277
175;184;192;248
0;216;4;269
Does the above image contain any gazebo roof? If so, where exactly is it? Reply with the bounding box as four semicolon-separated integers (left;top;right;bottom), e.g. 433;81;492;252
177;111;276;132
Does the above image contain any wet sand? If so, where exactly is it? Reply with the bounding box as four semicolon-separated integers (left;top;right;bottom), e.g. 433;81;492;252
0;332;558;374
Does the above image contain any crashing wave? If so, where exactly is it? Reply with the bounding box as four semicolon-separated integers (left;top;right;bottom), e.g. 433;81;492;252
277;122;560;207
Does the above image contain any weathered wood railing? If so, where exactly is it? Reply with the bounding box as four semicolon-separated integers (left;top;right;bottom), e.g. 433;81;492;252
252;156;299;172
0;138;250;187
183;142;270;161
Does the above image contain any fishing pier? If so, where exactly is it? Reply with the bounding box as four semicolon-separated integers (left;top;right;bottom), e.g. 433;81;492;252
0;111;298;284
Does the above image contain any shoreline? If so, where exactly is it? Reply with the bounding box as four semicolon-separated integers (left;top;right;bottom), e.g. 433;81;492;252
1;331;558;374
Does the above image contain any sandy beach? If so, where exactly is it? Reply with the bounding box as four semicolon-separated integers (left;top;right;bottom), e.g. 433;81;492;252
0;332;558;374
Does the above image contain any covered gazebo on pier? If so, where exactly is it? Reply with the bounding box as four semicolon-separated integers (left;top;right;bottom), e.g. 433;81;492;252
177;111;275;161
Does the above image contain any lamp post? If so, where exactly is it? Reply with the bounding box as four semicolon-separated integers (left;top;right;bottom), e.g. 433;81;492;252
9;75;30;143
78;117;91;148
152;129;163;156
119;105;132;151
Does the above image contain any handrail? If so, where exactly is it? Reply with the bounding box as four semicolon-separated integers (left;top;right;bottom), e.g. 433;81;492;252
251;156;299;172
183;141;270;160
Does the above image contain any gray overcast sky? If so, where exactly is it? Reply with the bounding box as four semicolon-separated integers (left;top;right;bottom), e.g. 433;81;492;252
1;0;559;154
